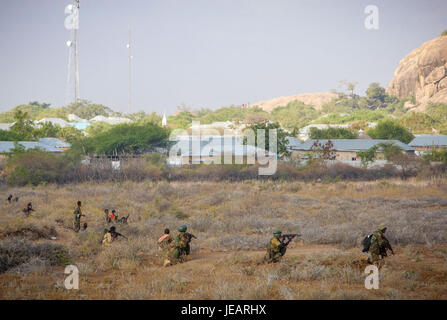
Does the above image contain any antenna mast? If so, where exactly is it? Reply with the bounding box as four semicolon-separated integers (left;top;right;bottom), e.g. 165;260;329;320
65;0;80;105
127;25;133;114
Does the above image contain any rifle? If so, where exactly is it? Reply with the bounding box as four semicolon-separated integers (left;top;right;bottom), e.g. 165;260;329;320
381;235;394;255
114;231;128;240
279;234;301;247
184;232;197;242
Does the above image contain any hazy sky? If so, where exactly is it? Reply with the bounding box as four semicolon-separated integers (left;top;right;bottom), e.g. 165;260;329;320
0;0;446;115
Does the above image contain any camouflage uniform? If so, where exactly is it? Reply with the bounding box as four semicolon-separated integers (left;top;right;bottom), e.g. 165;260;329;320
73;206;82;233
266;232;286;263
369;226;392;263
172;232;189;262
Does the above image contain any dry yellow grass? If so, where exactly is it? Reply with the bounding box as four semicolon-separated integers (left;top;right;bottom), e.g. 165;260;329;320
0;178;446;299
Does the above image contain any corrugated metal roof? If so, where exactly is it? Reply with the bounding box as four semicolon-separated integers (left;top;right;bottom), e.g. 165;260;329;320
38;138;71;148
170;136;275;157
409;135;447;147
286;137;303;149
290;139;414;151
0;141;65;153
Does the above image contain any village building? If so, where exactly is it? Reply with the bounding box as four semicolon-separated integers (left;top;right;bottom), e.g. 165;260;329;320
167;135;275;166
0;138;71;159
36;118;70;128
408;134;447;155
287;138;415;161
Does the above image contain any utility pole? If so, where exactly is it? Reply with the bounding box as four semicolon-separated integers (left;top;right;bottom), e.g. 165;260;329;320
127;25;133;114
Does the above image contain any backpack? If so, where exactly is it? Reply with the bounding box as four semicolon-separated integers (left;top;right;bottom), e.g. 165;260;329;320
362;234;373;252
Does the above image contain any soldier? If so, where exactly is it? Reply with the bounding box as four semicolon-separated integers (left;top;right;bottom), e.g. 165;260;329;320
23;202;35;216
158;228;174;267
104;209;110;223
368;224;394;264
73;201;85;233
158;228;173;250
266;230;287;263
102;226;127;246
116;214;130;224
171;225;196;264
7;194;12;203
109;209;118;223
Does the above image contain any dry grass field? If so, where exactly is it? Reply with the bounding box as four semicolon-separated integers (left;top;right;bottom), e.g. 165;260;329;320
1;178;447;299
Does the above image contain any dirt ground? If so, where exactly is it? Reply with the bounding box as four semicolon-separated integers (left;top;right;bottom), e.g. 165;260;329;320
1;179;447;299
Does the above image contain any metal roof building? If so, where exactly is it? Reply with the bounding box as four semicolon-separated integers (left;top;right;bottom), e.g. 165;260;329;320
0;138;70;154
409;135;447;148
170;136;275;157
288;139;414;152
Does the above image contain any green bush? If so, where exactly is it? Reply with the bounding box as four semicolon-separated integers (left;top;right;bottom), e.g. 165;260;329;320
367;119;414;144
5;149;75;186
85;123;170;155
309;127;357;139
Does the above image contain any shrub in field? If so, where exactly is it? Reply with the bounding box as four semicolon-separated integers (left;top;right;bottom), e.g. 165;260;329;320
5;149;75;186
0;239;71;273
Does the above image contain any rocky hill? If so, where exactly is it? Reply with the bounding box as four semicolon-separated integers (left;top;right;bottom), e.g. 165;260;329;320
250;92;338;112
386;34;447;111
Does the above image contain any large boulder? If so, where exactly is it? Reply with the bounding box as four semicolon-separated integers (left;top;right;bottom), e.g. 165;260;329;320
250;92;339;112
386;35;447;111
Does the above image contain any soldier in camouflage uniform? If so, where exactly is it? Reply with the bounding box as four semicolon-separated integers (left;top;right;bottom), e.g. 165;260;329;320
266;230;286;263
171;225;189;264
73;201;84;233
368;224;394;264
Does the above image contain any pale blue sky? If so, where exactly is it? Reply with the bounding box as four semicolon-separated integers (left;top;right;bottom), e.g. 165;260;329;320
0;0;446;115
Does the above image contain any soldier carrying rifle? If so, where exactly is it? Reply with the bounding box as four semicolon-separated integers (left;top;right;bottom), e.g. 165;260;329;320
266;230;300;263
169;225;197;265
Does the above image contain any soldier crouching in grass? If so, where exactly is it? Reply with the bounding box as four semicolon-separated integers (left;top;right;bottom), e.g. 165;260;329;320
265;230;299;263
102;226;127;246
266;230;286;263
167;225;197;266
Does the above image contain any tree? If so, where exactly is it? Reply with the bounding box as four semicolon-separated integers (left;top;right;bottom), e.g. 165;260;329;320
441;30;447;37
34;122;61;139
399;112;436;134
309;127;357;139
357;145;378;167
377;142;403;160
244;121;290;157
310;140;336;160
85;123;170;155
367;119;414;144
423;149;447;166
270;101;320;131
366;82;387;109
10;110;35;140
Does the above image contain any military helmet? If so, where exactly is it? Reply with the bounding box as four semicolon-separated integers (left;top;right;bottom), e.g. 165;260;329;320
273;230;282;236
110;226;116;232
178;225;187;232
378;224;387;231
